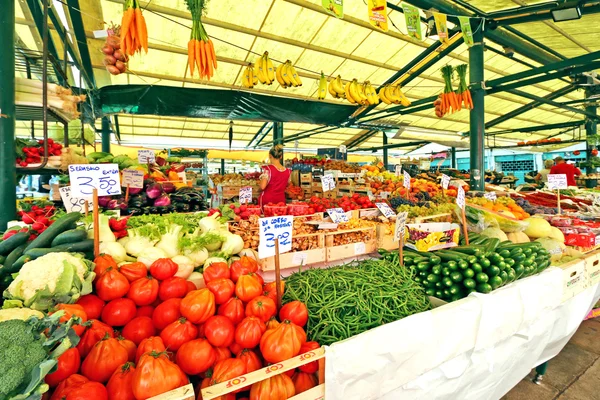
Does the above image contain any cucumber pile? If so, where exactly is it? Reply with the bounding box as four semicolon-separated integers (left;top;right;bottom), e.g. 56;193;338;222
382;232;551;302
0;212;86;292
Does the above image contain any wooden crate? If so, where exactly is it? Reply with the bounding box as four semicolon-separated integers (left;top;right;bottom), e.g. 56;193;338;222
376;224;398;250
325;227;377;261
202;348;325;400
261;233;326;271
149;384;195;400
300;173;312;184
557;258;587;302
584;249;600;286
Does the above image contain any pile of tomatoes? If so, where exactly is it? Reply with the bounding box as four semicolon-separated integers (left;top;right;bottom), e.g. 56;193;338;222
309;194;375;213
44;254;319;400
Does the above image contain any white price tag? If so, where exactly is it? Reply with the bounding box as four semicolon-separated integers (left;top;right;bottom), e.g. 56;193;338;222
137;150;156;164
420;160;431;170
403;171;411;190
292;252;308;265
59;186;87;213
548;174;568;190
68;164;122;198
379;191;389;199
258;216;293;259
327;208;349;224
484;192;497;201
239;186;253;204
354;242;366;254
122;169;144;189
376;202;396;218
456;186;466;209
395;164;402;177
339;145;347;153
321;174;336;192
177;171;187;183
394;211;408;242
441;174;451;190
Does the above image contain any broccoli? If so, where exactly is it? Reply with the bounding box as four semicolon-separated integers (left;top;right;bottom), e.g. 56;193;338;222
0;312;79;400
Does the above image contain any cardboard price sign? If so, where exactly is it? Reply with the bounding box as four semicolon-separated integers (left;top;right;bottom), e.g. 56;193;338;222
403;171;411;190
441;174;451;190
327;208;349;224
122;169;144;189
258;216;293;259
394;211;408;242
484;192;497;201
456;186;466;208
239;186;252;204
59;186;87;213
375;202;396;218
68;164;121;198
321;174;336;192
395;164;402;177
548;174;568;190
137;150;155;164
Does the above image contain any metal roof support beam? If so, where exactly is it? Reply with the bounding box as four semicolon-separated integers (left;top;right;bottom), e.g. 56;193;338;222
249;122;272;148
26;0;63;82
485;84;576;129
273;122;283;146
382;133;388;169
359;96;438;124
66;0;96;88
469;28;485;191
101;116;111;153
585;88;598;173
347;130;378;149
262;126;340;147
494;4;600;25
506;88;600;120
502;26;566;61
348;140;427;152
113;115;121;141
487;120;584;136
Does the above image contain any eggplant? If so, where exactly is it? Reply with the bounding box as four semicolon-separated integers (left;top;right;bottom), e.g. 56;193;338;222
146;183;163;199
162;182;176;194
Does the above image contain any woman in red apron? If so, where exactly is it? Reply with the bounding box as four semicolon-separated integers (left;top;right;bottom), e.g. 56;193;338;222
259;145;291;210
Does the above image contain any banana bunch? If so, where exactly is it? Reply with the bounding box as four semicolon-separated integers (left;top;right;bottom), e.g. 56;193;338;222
328;75;346;99
275;60;302;88
241;63;258;88
317;72;327;100
345;80;379;106
378;85;411;107
255;51;275;85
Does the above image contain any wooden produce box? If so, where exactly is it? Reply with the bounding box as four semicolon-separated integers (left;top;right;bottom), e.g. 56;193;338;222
300;173;312;184
261;233;326;271
148;384;195;400
557;258;587;302
325;227;377;261
376;224;398;250
584;250;600;286
201;347;325;400
218;184;240;199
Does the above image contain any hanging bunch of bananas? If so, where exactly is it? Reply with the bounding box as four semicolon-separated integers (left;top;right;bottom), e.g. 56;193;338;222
328;75;346;99
275;60;302;88
255;51;275;85
378;85;411;107
241;63;258;88
317;72;327;100
344;80;379;106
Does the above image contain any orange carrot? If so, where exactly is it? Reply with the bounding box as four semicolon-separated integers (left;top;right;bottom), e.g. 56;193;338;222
208;39;217;69
135;8;144;53
139;11;148;53
195;40;202;79
129;9;137;48
188;39;195;77
200;40;207;79
120;7;134;52
205;41;214;79
455;92;462;111
125;30;133;56
466;90;473;109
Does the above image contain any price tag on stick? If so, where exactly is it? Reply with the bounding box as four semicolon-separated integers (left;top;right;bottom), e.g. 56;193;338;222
456;186;466;209
59;186;87;213
122;169;144;189
484;192;497;201
327;208;349;224
258;216;293;259
441;174;451;190
394;211;408;242
68;164;122;198
137;150;155;164
239;186;253;204
395;164;402;177
375;202;396;218
321;174;336;192
403;171;411;190
548;174;567;214
456;186;469;245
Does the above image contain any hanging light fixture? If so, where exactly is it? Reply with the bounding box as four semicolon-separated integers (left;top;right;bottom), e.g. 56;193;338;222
228;121;233;152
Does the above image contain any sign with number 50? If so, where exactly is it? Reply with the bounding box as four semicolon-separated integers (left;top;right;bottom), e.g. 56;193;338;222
68;164;122;198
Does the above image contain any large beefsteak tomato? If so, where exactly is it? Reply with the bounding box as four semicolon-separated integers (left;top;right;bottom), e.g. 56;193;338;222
150;258;179;280
132;352;188;399
45;348;80;387
119;262;147;282
298;341;320;373
101;298;136;327
235;274;262;302
81;336;129;383
203;315;235;348
127;276;159;306
77;319;114;358
206;278;235;305
122;316;156;345
245;295;276;323
292;371;317;395
176;338;216;375
106;362;136;400
279;301;308;327
180;288;215;324
160;317;198;351
152;297;182;331
203;261;230;283
136;336;166;363
234;316;266;349
95;268;130;301
75;294;104;320
159;277;188;301
249;374;295;400
263;281;285;303
51;303;87;336
259;320;305;363
211;358;247;388
217;297;245;325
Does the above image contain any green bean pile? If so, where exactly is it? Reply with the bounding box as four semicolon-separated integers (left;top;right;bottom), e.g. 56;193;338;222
282;257;431;345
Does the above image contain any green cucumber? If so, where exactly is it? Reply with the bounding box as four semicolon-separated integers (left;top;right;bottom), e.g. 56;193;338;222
24;239;94;259
0;245;27;278
0;232;30;255
51;229;88;247
24;212;81;252
0;255;5;264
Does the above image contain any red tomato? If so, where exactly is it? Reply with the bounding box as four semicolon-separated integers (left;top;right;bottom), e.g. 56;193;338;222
106;362;136;400
81;336;129;383
77;319;114;358
298;341;320;373
211;359;246;389
136;305;155;318
206;278;235;304
95;268;130;302
101;298;136;326
260;320;305;363
159;277;188;301
237;349;262;374
217;297;245;325
118;337;137;362
51;304;87;336
152;298;182;331
247;272;264;286
76;294;105;320
203;315;235;348
234;317;266;349
263;281;285;303
64;381;108;400
132;352;188;399
176;338;216;375
229;258;257;283
213;346;232;365
249;374;295;399
160;317;198;351
229;342;244;356
50;374;88;400
292;371;318;395
45;348;80;387
266;317;280;331
136;336;166;363
279;301;309;327
127;276;159;306
245;296;276;323
119;262;148;282
180;288;215;324
203;261;230;283
121;316;156;345
185;280;196;293
149;258;178;280
235;274;262;302
94;254;117;282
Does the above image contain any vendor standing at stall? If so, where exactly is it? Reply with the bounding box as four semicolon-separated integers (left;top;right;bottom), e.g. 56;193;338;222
550;156;581;186
535;159;555;183
259;145;291;209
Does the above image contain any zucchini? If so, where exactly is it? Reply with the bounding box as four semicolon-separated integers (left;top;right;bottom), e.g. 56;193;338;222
436;250;470;262
11;254;32;273
0;245;27;278
0;255;5;264
51;229;88;247
24;212;81;252
24;239;94;259
0;232;30;255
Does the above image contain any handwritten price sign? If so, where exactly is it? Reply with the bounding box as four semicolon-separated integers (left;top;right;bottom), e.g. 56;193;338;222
122;169;144;189
137;150;155;164
441;174;451;190
239;186;252;204
327;207;349;224
484;192;497;201
394;211;408;242
375;202;396;218
68;164;121;198
59;186;87;213
404;171;411;190
548;174;568;190
258;216;293;259
395;164;402;177
456;186;466;209
321;174;336;192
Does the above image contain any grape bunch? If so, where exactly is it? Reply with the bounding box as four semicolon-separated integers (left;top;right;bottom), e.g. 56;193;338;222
514;197;557;215
390;196;416;209
414;191;431;201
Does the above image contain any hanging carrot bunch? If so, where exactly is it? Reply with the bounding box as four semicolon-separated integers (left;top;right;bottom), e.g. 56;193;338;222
120;0;148;56
185;0;217;80
435;65;459;118
456;64;473;110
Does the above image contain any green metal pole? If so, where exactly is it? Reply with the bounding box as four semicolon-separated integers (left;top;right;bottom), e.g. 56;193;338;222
220;159;225;175
273;122;284;146
101;116;111;153
451;147;457;169
469;28;485;191
382;133;389;170
0;0;17;229
585;88;598;174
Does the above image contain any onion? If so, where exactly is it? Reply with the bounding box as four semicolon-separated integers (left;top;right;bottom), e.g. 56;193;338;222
106;65;121;75
106;35;120;48
113;49;126;62
103;55;117;66
101;44;114;55
115;61;126;73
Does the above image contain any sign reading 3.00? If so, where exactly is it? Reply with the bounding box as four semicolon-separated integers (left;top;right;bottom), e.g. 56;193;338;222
258;216;293;259
68;164;122;198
